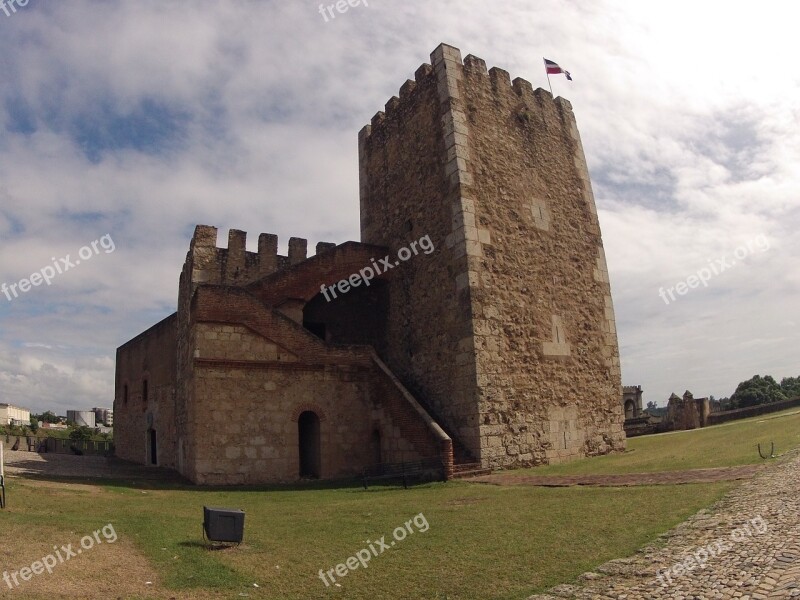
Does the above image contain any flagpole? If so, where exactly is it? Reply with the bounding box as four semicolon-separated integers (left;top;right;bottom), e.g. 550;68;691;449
543;58;553;95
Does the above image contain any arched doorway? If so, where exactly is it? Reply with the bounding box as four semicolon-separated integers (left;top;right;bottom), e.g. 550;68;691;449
624;400;635;420
370;429;382;466
148;428;158;465
298;411;321;478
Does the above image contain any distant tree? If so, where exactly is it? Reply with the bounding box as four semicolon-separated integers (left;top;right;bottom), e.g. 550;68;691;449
69;426;94;442
730;375;787;409
717;396;732;410
37;411;60;424
29;416;39;433
644;401;667;417
780;376;800;399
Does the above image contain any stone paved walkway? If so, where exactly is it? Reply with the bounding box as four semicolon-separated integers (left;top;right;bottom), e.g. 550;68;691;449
471;464;763;487
527;449;800;599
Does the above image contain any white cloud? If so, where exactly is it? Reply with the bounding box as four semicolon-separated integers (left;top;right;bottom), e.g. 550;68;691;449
0;0;797;413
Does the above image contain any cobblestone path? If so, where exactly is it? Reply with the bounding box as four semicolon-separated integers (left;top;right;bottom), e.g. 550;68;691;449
527;450;800;599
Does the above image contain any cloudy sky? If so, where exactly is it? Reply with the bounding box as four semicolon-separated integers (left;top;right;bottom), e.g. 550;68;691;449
0;0;797;415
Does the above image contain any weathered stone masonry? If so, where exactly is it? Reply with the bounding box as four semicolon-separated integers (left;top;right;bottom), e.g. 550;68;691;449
359;44;625;468
114;43;625;484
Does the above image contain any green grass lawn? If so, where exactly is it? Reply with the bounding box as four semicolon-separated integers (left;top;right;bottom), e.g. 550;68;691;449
1;476;732;599
519;408;800;477
4;409;796;599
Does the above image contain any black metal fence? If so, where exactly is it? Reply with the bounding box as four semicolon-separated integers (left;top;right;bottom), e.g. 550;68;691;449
362;456;444;489
2;435;114;457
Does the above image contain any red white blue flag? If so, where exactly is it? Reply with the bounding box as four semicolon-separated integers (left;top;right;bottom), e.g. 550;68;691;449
544;58;572;81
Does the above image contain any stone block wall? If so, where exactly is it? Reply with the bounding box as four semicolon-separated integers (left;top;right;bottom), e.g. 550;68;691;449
190;360;373;485
116;43;626;483
114;313;178;468
176;284;450;484
359;43;625;468
359;48;481;458
667;391;710;430
451;46;625;466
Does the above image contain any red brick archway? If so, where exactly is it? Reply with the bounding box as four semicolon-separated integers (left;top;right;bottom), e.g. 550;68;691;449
291;404;327;422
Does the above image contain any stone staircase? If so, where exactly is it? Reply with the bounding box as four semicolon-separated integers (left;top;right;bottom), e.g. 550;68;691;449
382;374;492;481
451;461;492;479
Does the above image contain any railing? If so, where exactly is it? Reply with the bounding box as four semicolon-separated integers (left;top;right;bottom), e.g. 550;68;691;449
362;457;445;489
369;351;454;480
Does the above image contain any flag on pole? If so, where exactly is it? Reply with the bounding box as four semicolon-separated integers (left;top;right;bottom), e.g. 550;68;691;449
544;58;572;81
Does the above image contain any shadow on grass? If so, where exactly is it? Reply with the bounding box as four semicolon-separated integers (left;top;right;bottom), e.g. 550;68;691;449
10;472;452;494
178;540;243;552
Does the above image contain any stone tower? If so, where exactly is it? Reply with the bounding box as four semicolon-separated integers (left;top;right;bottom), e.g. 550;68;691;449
359;43;626;467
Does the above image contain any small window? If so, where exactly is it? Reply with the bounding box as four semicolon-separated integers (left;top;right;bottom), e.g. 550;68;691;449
123;384;128;405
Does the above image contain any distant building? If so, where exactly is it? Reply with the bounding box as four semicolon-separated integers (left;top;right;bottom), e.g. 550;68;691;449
0;403;31;426
622;385;643;420
92;407;113;427
666;391;710;430
66;410;96;428
39;422;68;430
621;385;667;437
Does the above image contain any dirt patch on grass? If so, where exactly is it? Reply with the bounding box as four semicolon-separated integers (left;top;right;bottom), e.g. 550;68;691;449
469;464;764;487
0;520;161;598
0;478;231;599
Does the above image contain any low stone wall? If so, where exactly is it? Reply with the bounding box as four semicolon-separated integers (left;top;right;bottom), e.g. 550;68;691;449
623;416;660;437
707;396;800;426
1;435;113;456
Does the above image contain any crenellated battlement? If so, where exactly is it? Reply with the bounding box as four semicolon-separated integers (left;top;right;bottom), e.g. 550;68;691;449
183;225;333;290
358;43;623;465
359;43;573;147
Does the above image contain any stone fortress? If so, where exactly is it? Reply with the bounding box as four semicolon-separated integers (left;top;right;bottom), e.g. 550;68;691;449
114;43;626;485
623;385;643;420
